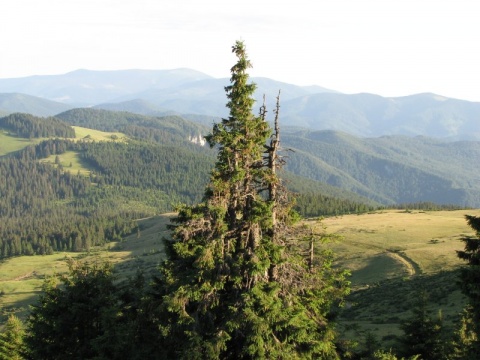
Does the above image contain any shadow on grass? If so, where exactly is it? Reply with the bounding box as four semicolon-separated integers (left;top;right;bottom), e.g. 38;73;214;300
339;269;467;344
0;214;174;325
350;253;410;286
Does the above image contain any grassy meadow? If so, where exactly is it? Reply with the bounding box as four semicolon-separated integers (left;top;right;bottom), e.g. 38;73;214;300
0;214;173;322
322;209;480;284
1;209;479;342
0;126;126;157
322;209;480;345
0;126;128;175
39;151;92;175
72;125;127;142
0;130;42;156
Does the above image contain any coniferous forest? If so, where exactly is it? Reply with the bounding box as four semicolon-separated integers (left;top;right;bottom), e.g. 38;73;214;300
0;113;75;138
0;137;210;257
0;42;479;359
0;117;375;258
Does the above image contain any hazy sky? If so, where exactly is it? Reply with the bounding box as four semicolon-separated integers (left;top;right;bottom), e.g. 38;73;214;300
1;0;479;101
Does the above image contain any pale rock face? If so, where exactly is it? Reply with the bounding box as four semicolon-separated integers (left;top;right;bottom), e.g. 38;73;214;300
188;134;206;146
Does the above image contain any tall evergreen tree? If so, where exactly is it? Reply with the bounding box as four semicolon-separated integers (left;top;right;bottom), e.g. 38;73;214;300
156;40;349;359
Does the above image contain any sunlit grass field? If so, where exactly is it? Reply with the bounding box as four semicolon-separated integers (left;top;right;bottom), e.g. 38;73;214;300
322;209;480;285
0;126;127;159
72;126;127;142
0;131;42;156
322;209;480;345
39;151;92;175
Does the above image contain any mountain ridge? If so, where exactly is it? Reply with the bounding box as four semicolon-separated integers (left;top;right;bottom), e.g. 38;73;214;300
0;69;478;140
50;108;480;207
0;93;72;117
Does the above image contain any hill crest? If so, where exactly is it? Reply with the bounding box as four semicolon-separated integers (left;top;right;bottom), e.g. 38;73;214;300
0;69;478;140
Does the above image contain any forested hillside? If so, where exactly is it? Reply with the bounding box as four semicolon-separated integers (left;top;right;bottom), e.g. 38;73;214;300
0;105;477;259
0;113;75;138
282;129;480;207
0;136;210;258
0;113;376;259
54;107;480;207
55;107;208;146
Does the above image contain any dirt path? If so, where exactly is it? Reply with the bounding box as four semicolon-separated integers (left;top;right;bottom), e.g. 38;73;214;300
386;251;421;276
10;271;36;281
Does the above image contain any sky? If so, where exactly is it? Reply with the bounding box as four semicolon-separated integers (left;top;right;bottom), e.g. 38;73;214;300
1;0;479;101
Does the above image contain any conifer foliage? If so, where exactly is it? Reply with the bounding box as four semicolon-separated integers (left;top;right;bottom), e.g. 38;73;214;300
456;215;480;357
158;41;349;359
25;260;119;359
0;315;25;360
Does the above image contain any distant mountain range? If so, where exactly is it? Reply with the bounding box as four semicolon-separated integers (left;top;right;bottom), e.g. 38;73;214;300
0;93;71;117
1;69;478;140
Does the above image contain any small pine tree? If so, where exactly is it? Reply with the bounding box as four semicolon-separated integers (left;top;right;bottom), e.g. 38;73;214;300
399;291;444;360
450;306;478;359
372;349;420;360
156;40;349;359
0;315;25;360
25;259;118;359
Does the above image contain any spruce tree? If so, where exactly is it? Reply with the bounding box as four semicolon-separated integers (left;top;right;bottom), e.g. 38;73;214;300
399;291;444;360
0;315;25;360
25;259;118;359
455;214;480;358
157;40;349;359
450;306;478;359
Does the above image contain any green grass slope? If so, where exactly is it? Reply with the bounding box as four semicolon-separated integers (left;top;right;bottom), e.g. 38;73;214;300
0;123;127;158
0;214;173;321
0;130;42;156
322;209;480;346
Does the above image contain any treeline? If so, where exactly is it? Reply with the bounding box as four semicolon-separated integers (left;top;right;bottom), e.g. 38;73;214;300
388;201;470;211
1;211;137;257
295;192;378;217
294;198;473;219
0;113;75;138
